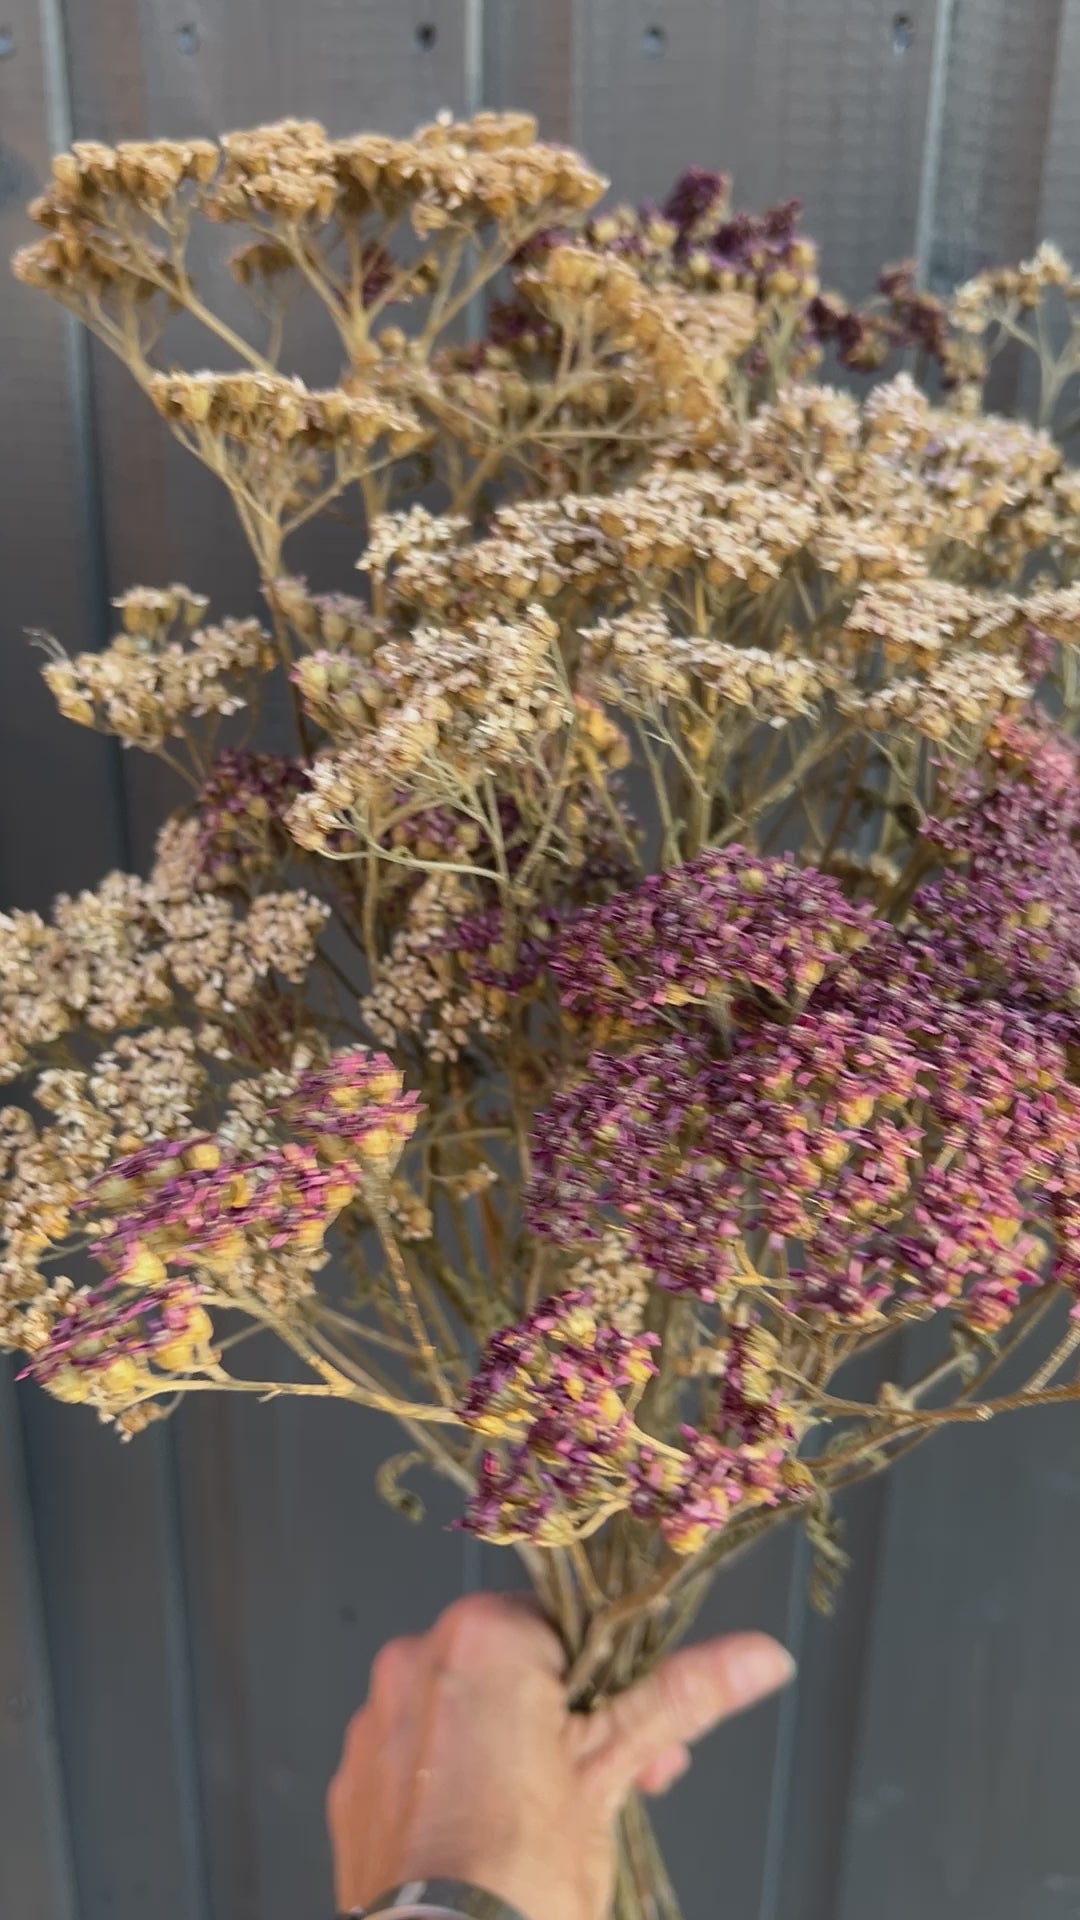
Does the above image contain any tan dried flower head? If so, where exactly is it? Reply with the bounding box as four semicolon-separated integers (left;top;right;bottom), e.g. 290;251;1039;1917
42;592;272;749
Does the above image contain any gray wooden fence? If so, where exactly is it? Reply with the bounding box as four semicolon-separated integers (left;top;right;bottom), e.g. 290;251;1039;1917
3;4;1080;1917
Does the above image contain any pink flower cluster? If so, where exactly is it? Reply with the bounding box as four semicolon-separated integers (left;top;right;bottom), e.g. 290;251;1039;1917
284;1048;423;1168
194;749;306;885
461;1289;658;1546
25;1049;422;1401
633;1325;813;1554
85;1136;355;1281
525;847;1080;1326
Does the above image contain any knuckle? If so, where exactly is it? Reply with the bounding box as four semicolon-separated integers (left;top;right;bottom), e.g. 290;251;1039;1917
369;1636;416;1701
437;1591;507;1660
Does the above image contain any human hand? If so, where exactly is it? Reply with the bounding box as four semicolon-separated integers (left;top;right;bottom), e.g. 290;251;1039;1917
327;1592;794;1920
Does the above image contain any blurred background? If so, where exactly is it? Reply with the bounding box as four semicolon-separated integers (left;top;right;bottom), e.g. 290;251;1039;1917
3;4;1080;1917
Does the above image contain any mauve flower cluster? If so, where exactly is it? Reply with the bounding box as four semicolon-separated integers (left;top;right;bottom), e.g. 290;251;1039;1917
462;1290;814;1553
547;849;874;1035
26;1277;215;1420
632;1324;814;1554
193;749;306;886
462;1288;659;1546
912;720;1080;1021
18;1048;420;1412
525;849;1080;1331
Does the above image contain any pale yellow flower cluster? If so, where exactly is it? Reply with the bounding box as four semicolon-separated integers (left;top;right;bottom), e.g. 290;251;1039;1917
583;611;832;721
207;111;607;234
149;371;427;461
563;1231;651;1336
0;870;328;1083
290;604;572;844
841;654;1032;742
360;875;506;1064
43;591;273;750
951;242;1075;333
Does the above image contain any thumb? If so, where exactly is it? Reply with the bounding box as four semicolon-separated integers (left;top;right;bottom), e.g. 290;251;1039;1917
587;1632;794;1802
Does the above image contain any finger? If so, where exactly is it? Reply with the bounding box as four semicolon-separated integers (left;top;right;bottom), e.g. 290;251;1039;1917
433;1590;566;1678
589;1632;794;1797
635;1743;690;1797
367;1634;427;1709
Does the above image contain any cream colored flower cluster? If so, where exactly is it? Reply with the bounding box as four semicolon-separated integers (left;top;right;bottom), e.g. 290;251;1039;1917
563;1230;652;1336
0;869;328;1083
43;587;273;750
290;603;572;844
360;874;507;1064
583;610;833;721
840;654;1033;743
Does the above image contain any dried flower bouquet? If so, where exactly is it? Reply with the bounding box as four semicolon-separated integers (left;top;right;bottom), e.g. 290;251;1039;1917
7;111;1080;1920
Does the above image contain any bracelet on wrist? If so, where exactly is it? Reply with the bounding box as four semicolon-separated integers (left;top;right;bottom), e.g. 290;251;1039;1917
342;1878;532;1920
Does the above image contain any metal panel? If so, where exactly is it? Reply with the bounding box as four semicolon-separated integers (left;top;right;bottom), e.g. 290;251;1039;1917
1035;0;1080;253
483;1;577;144
0;0;125;909
922;0;1066;289
0;1363;77;1920
173;1393;468;1920
570;0;944;295
837;1391;1080;1919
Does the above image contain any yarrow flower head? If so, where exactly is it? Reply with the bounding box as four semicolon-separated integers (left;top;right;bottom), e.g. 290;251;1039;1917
546;847;874;1040
284;1048;422;1173
460;1288;658;1546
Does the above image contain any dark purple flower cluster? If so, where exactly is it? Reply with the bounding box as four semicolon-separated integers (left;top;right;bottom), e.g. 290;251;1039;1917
633;1324;813;1553
195;749;305;885
547;848;873;1037
461;1289;658;1546
912;721;1080;1019
525;845;1080;1325
659;166;732;244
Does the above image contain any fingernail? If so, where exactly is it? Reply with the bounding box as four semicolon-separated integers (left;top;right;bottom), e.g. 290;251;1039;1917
728;1637;796;1706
